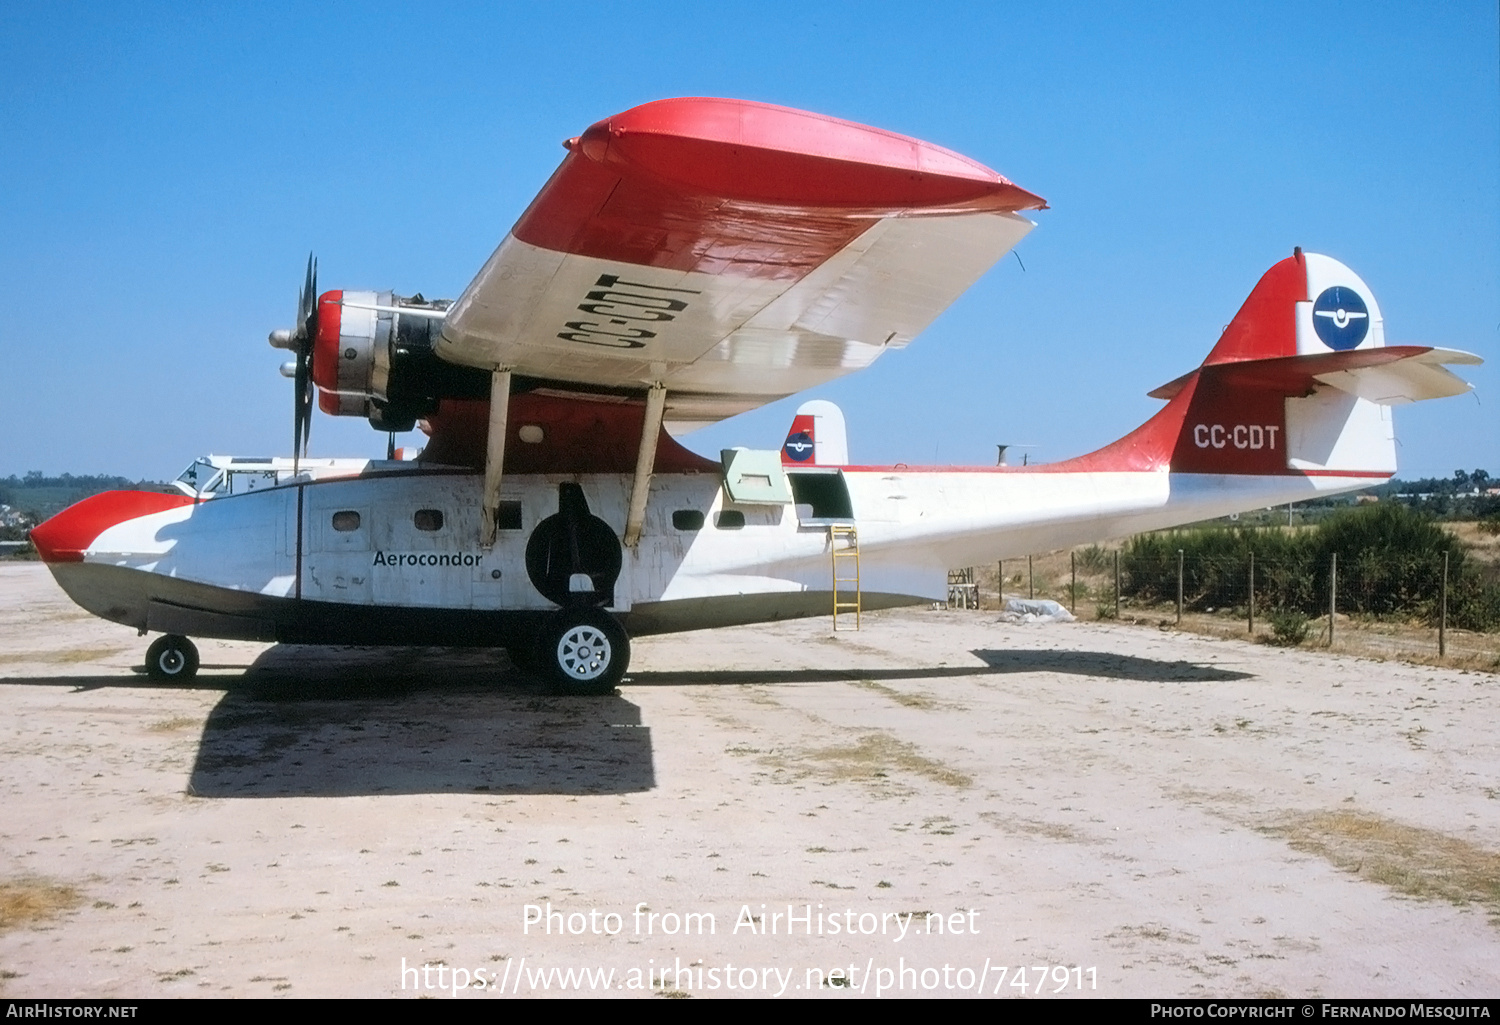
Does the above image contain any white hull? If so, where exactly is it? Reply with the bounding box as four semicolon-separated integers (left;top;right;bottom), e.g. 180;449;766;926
43;466;1380;639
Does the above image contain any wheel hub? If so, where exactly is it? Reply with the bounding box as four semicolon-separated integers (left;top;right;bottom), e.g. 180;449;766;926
557;626;611;679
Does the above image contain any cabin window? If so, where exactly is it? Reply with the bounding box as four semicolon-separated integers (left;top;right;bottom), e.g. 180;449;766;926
714;510;746;530
672;510;705;531
414;509;444;532
331;510;361;532
495;501;523;530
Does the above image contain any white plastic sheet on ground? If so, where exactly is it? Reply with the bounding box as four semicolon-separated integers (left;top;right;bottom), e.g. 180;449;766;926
998;598;1076;624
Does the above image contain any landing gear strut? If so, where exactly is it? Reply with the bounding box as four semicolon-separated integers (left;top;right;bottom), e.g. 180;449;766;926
145;634;199;682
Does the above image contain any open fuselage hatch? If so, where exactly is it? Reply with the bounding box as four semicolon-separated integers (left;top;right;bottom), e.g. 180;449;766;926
787;469;854;527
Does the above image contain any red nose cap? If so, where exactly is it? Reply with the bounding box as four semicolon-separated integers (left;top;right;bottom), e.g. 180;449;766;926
29;491;196;563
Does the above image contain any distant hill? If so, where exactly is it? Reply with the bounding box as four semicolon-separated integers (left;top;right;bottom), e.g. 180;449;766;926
1373;469;1500;520
1;473;172;540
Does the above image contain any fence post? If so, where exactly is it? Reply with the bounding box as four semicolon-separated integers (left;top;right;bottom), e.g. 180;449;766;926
1329;552;1337;647
1070;550;1077;613
1440;551;1448;658
1176;549;1184;625
1247;550;1255;635
1114;549;1121;620
1028;555;1034;600
997;560;1003;604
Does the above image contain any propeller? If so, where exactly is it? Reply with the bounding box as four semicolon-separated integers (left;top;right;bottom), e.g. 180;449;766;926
270;254;318;474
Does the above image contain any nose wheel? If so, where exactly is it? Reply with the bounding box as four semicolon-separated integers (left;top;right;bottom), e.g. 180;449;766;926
145;635;200;682
538;612;629;695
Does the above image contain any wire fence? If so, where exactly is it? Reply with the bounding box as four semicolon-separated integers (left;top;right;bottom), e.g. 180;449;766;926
968;547;1500;668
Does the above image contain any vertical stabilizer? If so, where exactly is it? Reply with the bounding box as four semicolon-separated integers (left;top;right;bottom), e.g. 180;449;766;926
1050;252;1475;478
782;399;849;466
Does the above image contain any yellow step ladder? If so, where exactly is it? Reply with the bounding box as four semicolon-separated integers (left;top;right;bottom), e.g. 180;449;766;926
830;523;861;631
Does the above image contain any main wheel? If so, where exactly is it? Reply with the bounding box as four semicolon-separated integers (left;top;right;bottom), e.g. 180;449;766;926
145;634;199;682
539;612;629;695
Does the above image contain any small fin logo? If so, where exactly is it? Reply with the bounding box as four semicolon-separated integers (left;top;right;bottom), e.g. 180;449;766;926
1312;286;1369;350
783;431;815;462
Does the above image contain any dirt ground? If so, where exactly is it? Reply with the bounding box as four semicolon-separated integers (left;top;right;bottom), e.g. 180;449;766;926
1;562;1497;999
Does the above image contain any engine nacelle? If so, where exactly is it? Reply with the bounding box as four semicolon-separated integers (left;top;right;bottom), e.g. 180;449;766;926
311;290;487;431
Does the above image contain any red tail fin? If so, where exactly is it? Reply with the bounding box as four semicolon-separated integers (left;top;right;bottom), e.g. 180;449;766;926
1045;252;1473;477
1200;250;1307;366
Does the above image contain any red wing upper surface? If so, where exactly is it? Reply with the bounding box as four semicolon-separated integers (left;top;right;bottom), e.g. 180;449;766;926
437;98;1044;434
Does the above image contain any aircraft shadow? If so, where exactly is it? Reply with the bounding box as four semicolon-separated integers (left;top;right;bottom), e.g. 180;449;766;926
178;645;656;799
625;665;1006;687
971;649;1254;682
2;644;1248;799
625;648;1253;687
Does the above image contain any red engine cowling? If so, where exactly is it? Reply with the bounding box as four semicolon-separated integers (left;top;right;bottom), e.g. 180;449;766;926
307;289;481;432
313;289;385;418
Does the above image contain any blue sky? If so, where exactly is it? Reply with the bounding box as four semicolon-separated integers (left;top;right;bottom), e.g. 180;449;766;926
2;1;1496;480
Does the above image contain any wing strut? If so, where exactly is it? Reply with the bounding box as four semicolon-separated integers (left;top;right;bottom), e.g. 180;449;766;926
623;384;667;548
480;367;513;548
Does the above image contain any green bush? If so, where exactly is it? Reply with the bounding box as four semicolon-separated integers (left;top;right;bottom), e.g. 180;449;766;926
1310;504;1465;618
1075;544;1112;573
1122;525;1312;612
1449;575;1500;632
1094;585;1118;620
1121;505;1500;631
1267;608;1310;646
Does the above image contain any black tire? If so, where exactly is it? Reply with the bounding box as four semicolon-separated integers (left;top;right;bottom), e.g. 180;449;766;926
538;611;629;695
506;637;539;675
145;635;199;682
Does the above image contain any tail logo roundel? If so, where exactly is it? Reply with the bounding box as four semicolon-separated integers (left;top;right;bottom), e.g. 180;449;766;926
784;431;815;462
1312;286;1369;350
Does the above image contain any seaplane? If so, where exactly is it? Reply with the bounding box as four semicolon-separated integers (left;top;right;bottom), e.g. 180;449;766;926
30;98;1480;693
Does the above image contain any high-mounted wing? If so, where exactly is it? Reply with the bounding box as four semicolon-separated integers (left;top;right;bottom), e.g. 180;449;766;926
437;97;1045;431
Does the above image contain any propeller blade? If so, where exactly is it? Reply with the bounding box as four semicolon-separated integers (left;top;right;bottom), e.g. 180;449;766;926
290;253;318;474
305;256;318;354
293;353;309;472
299;253;315;329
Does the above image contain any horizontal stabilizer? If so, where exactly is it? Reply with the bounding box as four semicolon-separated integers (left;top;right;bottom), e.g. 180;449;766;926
1310;346;1480;404
1150;345;1481;404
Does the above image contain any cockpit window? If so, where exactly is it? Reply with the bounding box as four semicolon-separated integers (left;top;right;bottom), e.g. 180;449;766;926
175;459;225;495
176;458;214;488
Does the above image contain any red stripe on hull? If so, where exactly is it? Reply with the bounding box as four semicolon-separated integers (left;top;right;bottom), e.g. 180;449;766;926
836;465;1392;479
513;98;1045;279
30;491;197;563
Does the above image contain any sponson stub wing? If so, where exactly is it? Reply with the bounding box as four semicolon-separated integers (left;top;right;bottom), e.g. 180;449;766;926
437;97;1045;432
